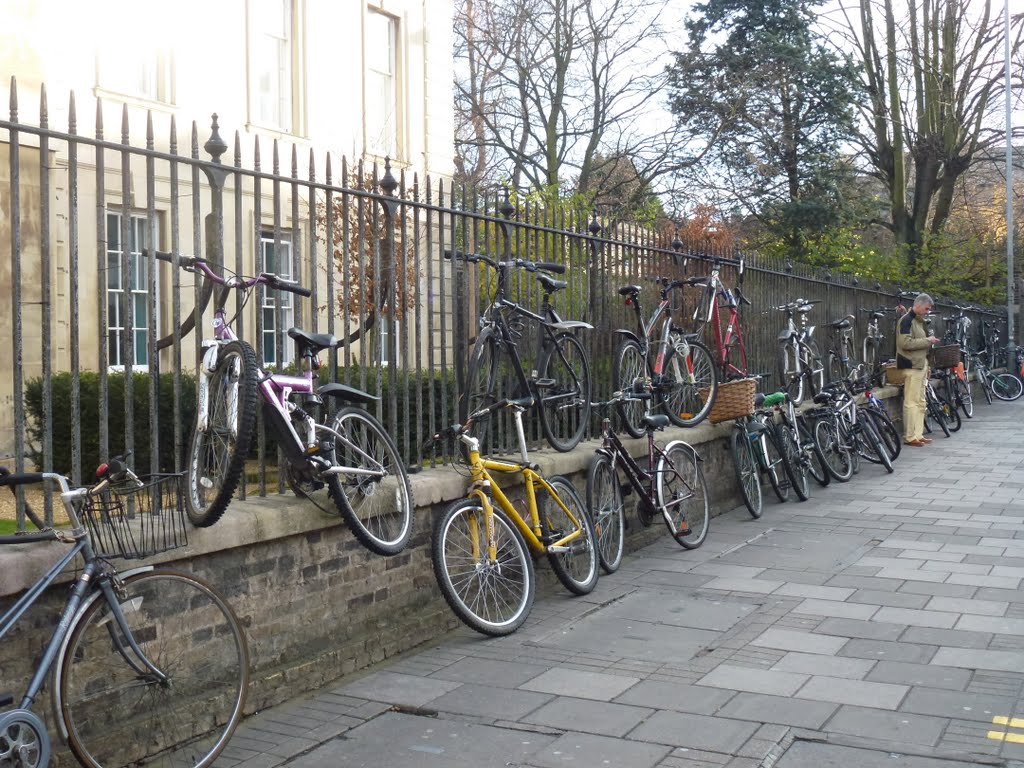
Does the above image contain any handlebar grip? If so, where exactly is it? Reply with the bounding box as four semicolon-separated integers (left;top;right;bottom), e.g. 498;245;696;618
0;469;46;487
267;275;312;297
286;283;313;298
144;249;197;268
534;261;565;274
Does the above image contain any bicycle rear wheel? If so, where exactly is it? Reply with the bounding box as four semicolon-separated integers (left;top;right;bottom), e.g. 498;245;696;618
775;423;810;501
730;425;763;518
460;331;502;453
956;377;974;417
538;333;592;452
862;407;900;461
185;340;259;527
56;570;249;768
656;441;710;549
992;373;1024;401
586;452;625;574
432;500;535;636
798;415;830;486
612;337;648;439
326;406;414;556
761;427;789;502
814;417;853;482
541;476;599;595
662;335;718;427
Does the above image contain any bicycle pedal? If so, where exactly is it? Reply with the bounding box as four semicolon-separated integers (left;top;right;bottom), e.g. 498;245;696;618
0;693;13;708
534;378;556;389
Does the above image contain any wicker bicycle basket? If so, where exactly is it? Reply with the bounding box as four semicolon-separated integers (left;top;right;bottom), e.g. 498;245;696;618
882;363;907;386
81;474;188;560
701;378;757;424
929;344;961;370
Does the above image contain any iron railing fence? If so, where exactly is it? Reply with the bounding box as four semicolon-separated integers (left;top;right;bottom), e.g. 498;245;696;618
0;80;1008;528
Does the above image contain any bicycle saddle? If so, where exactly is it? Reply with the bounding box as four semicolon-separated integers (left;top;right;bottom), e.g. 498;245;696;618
288;327;338;353
618;285;641;296
685;276;709;287
643;414;670;431
536;273;567;293
826;316;853;330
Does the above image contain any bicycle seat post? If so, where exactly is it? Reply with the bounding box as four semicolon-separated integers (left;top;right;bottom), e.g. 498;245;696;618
512;405;530;465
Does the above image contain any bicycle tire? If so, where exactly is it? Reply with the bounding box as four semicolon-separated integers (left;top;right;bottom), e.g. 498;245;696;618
460;331;501;453
761;426;789;502
798;415;830;487
431;499;535;636
612;337;648;439
804;339;825;398
778;341;804;405
978;369;994;404
775;423;810;501
861;417;894;473
837;419;862;474
185;340;259;527
56;570;249;768
863;406;900;461
956;376;974;418
992;373;1024;401
662;335;718;427
541;476;600;595
939;395;962;432
586;452;625;573
538;332;592;452
326;406;414;556
863;338;878;381
926;396;951;438
730;425;763;519
657;441;710;549
814;417;853;482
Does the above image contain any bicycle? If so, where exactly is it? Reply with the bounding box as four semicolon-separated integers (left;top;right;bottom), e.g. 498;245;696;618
586;388;710;571
613;279;718;436
149;250;414;556
429;397;599;636
860;307;895;386
688;254;751;380
0;461;249;768
758;391;812;501
971;350;1024;403
814;381;893;473
447;249;593;453
775;299;825;405
932;364;973;420
924;376;961;435
730;392;795;519
822;313;857;385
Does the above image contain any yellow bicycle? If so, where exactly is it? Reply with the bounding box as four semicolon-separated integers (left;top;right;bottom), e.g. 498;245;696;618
430;396;599;636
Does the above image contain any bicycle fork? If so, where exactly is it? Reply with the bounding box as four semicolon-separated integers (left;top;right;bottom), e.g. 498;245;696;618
195;342;238;437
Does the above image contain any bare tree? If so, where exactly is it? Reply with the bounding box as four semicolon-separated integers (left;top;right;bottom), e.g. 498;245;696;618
833;0;1023;269
454;0;698;207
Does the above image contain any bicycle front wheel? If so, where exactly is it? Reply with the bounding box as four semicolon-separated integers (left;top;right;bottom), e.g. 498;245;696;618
586;452;625;574
538;333;592;452
957;376;974;417
798;415;830;487
730;425;763;519
656;441;710;549
460;331;502;453
992;373;1024;401
326;407;414;556
431;500;535;636
612;337;648;439
541;476;599;595
663;335;718;427
775;424;810;501
762;427;789;502
56;570;249;768
185;340;259;527
814;417;853;482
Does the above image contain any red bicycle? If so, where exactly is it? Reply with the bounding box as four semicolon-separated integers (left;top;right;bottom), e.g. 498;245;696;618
688;255;750;380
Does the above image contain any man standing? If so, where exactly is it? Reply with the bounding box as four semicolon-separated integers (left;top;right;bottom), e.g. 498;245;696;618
896;293;940;446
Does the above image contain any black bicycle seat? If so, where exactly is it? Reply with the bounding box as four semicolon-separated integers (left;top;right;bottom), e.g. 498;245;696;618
288;327;338;353
643;414;670;431
827;317;853;330
618;285;641;296
685;276;709;287
536;273;567;293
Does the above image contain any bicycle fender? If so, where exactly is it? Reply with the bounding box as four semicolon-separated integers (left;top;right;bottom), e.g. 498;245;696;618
664;440;703;462
319;383;380;404
778;330;796;342
613;329;643;345
547;320;594;332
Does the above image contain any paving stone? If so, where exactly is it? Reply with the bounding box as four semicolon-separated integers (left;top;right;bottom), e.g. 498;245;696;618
814;618;905;641
700;577;783;594
875;567;949;583
528;732;671;768
900;686;1016;722
519;667;639;701
750;628;847;655
839;639;937;664
932;647;1024;672
945;573;1021;590
900;627;992;649
696;665;808;697
336;671;463;707
872;606;959;629
825;575;900;592
428;657;552;688
771;652;874;679
519;697;652;737
898;581;978;598
690;563;767;579
425;682;552;720
627;710;759;752
955;614;1024;635
791;599;878;620
926;596;1008;617
846;589;929;609
613;681;736;714
821;705;948;747
773;583;855;601
716;692;837;729
865;660;971;691
795;676;908;709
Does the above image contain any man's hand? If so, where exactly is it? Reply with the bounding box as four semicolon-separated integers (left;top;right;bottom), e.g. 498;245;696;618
927;336;940;344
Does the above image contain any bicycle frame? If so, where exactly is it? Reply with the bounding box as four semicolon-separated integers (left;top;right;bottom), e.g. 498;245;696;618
621;282;694;384
594;420;664;512
694;260;748;379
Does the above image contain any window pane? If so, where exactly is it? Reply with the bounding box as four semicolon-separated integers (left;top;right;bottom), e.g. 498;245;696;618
366;12;397;156
251;0;293;131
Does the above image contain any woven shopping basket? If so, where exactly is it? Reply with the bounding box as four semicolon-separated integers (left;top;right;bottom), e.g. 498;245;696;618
928;344;961;370
882;363;907;386
701;377;757;424
81;473;188;560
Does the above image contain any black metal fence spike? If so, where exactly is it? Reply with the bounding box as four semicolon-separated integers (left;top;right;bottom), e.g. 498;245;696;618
204;113;227;163
784;260;793;273
499;192;515;219
9;75;17;120
381;156;398;195
589;212;602;236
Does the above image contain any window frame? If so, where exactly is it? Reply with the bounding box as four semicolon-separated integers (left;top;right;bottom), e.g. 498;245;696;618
364;7;401;159
259;231;296;368
105;211;158;371
247;0;307;136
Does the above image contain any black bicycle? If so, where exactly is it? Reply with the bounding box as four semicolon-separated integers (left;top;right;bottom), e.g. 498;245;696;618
448;249;593;452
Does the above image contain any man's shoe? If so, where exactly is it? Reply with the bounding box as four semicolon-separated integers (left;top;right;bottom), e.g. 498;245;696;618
920;437;933;444
904;439;926;446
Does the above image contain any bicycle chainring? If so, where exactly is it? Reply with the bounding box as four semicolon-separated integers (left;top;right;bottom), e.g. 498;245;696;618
286;465;339;516
636;498;655;527
0;709;49;768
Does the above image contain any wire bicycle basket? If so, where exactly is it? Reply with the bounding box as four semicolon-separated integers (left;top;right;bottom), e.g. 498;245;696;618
81;474;188;560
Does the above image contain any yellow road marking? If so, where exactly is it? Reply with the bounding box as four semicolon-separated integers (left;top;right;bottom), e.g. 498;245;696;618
988;715;1024;743
993;716;1024;728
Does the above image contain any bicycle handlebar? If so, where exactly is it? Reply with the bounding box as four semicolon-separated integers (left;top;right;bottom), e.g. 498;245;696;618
444;249;565;275
146;249;312;297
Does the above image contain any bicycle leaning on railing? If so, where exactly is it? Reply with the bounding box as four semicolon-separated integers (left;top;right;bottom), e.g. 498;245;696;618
586;387;710;572
0;460;249;768
148;250;414;557
775;299;825;406
447;249;593;453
